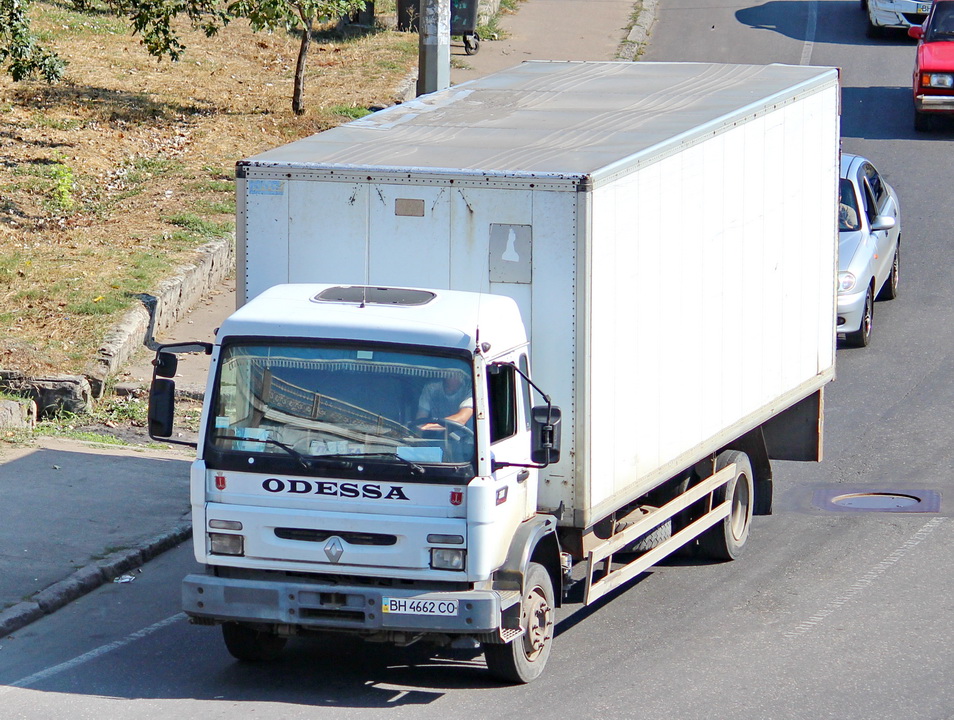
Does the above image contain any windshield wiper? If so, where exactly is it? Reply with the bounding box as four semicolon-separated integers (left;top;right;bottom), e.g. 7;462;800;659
317;452;425;476
214;434;315;470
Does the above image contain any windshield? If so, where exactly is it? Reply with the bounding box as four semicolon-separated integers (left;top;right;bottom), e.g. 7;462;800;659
927;5;954;40
839;179;861;232
206;342;476;479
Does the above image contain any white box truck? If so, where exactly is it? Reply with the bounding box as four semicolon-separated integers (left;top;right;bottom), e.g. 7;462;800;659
149;61;840;683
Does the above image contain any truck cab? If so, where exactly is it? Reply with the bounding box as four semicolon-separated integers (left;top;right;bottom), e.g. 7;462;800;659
150;283;563;681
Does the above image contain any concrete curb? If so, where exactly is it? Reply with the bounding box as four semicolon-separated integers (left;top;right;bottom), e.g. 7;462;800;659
84;237;234;398
0;521;192;638
619;0;658;61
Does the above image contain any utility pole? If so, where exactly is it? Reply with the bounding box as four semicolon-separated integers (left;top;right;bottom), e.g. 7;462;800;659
417;0;450;96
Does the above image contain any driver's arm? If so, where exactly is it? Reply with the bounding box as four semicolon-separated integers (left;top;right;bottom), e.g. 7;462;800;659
445;407;474;426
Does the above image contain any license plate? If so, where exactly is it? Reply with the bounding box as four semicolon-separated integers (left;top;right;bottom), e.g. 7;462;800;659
918;3;931;13
382;597;459;616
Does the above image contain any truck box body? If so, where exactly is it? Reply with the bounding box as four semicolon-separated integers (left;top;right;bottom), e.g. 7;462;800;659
160;61;840;678
236;61;839;530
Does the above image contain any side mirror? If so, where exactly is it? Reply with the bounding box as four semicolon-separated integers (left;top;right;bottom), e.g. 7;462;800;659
908;25;924;40
871;215;896;232
148;378;176;438
530;405;562;465
153;351;178;378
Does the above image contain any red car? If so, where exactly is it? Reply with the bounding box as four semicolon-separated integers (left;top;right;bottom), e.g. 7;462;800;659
909;0;954;130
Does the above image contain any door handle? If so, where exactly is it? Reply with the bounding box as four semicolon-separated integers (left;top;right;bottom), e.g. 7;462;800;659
517;470;530;483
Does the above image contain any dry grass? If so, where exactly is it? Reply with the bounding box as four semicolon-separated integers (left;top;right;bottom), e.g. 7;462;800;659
0;1;417;376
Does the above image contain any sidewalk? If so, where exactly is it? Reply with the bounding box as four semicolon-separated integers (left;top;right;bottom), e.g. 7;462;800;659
0;0;652;641
0;438;193;637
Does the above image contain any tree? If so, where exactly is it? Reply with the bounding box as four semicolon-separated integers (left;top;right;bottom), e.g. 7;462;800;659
0;0;368;114
0;0;66;81
225;1;367;115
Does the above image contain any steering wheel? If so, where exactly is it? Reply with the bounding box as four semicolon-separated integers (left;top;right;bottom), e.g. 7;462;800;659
413;417;475;441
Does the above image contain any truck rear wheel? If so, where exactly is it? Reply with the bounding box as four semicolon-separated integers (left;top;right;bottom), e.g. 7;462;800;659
698;450;753;561
221;622;287;662
484;562;554;683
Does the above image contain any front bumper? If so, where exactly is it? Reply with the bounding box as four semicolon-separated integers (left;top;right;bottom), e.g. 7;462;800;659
183;573;517;634
915;94;954;112
868;0;929;28
837;288;868;333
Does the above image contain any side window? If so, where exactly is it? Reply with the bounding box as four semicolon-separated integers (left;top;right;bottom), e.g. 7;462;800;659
857;176;875;225
488;363;517;443
519;354;532;431
862;182;879;225
862;164;886;211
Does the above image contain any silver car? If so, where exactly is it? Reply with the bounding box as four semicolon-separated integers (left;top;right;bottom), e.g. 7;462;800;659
838;153;901;347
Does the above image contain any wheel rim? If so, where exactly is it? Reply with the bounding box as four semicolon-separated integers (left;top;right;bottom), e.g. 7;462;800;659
891;250;899;293
729;474;751;541
521;585;552;661
862;291;873;339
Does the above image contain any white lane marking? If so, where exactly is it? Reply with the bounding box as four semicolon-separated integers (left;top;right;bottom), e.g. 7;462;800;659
1;613;186;693
784;517;947;638
801;0;818;65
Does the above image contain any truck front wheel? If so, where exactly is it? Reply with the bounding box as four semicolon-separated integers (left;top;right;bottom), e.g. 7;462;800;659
221;622;287;662
484;562;554;683
698;450;753;561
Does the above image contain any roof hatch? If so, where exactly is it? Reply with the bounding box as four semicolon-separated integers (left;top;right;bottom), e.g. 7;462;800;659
314;286;437;306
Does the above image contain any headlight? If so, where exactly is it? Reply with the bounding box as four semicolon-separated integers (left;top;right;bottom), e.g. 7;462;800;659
430;547;466;570
922;72;954;88
209;533;245;556
838;271;857;293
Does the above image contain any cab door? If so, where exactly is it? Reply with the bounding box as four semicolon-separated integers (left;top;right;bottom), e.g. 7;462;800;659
486;352;537;523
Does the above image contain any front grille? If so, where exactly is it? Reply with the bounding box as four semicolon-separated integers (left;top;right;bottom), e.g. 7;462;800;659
299;607;366;622
275;527;397;545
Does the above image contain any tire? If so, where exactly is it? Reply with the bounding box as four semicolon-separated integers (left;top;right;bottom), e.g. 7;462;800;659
877;244;900;301
222;622;287;662
843;286;873;348
698;451;753;561
619;518;672;554
464;33;480;55
914;109;933;132
484;562;555;684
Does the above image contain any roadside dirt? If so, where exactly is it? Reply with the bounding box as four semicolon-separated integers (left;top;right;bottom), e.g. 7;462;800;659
0;3;417;377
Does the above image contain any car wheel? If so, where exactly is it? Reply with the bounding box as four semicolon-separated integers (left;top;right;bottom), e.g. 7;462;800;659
697;450;754;561
877;243;900;301
844;286;874;348
915;109;933;132
859;0;867;9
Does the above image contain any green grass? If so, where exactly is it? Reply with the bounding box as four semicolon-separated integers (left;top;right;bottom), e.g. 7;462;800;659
40;4;128;36
29;114;82;131
187;179;235;194
191;197;236;215
165;212;233;239
125;157;184;186
330;104;372;120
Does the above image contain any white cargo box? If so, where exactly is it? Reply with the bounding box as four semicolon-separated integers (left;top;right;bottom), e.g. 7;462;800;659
236;61;840;527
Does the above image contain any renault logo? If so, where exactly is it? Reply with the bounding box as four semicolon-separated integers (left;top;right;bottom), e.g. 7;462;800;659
324;537;344;563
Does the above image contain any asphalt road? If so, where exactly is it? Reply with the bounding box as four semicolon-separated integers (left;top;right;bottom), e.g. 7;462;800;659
3;1;954;718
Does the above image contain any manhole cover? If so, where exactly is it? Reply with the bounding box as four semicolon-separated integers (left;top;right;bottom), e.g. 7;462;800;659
813;488;941;513
832;493;921;510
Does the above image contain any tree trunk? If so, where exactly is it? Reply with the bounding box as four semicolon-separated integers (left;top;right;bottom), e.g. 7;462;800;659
292;10;314;116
